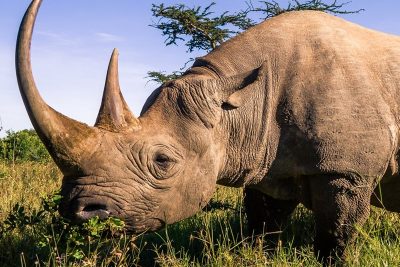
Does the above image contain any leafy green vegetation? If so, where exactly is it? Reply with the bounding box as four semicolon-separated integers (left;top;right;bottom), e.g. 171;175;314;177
0;130;50;163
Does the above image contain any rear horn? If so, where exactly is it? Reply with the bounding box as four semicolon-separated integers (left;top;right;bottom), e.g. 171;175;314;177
95;48;140;132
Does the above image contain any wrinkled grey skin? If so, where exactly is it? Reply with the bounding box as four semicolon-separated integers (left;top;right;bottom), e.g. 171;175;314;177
16;0;400;262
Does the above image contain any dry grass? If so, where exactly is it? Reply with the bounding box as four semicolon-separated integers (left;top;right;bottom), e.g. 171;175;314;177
0;161;61;220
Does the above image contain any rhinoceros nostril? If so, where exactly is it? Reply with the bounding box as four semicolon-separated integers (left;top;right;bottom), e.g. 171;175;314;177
76;204;110;221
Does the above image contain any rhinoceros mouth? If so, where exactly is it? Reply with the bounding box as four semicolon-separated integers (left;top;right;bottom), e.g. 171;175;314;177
59;182;166;233
59;196;165;233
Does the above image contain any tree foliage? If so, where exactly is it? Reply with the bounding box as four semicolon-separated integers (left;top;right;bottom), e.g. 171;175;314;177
147;70;183;85
0;129;50;162
149;0;362;84
151;2;253;53
149;2;253;84
251;0;364;19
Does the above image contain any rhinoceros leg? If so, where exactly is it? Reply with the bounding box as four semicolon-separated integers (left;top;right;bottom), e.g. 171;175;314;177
243;187;298;244
309;175;372;263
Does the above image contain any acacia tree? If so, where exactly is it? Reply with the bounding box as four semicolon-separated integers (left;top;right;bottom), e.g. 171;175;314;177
148;0;363;83
250;0;363;19
148;2;253;83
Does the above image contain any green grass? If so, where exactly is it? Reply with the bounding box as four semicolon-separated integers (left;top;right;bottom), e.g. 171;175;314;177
1;161;400;266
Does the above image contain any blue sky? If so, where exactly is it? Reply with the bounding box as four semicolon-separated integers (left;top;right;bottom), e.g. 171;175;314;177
0;0;399;136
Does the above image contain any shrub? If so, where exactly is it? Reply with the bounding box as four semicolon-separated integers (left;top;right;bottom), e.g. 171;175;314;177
0;192;140;266
0;129;50;162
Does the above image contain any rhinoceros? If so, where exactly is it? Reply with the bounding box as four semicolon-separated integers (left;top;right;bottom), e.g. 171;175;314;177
16;0;400;262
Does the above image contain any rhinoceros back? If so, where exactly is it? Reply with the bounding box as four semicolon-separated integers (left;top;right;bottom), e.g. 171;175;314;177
188;11;400;183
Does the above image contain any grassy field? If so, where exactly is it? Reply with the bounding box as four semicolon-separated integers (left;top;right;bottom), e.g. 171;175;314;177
1;161;400;266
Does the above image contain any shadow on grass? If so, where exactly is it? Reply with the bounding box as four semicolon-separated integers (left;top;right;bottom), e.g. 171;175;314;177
137;203;317;266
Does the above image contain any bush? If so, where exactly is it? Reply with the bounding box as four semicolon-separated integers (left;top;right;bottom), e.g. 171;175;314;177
0;129;50;163
0;192;137;266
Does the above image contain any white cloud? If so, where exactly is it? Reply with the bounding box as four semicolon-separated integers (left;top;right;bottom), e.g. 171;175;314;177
36;31;80;46
95;32;124;43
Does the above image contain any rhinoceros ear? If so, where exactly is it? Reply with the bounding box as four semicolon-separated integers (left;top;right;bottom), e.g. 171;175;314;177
222;63;268;109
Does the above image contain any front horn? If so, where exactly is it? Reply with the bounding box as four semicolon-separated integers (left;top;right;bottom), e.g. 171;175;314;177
16;0;99;176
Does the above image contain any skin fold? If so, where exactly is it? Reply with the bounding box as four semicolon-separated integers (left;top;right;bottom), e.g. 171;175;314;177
16;0;400;263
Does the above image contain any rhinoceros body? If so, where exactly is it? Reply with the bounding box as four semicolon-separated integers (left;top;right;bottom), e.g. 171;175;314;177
16;0;400;262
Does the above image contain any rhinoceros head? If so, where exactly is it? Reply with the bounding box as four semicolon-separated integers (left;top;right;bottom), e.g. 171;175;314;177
15;0;232;233
17;0;265;233
55;72;223;232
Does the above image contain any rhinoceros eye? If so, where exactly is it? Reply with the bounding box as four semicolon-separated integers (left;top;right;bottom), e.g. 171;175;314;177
154;154;171;168
149;147;182;179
